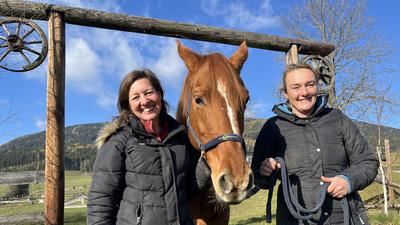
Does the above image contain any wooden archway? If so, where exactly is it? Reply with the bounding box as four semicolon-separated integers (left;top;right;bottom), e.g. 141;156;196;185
0;1;335;224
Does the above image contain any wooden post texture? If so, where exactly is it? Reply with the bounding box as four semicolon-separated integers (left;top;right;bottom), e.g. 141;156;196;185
45;11;65;225
384;139;394;206
285;44;299;65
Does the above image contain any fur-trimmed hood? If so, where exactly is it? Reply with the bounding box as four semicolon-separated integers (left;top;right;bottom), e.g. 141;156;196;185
95;114;186;149
95;119;121;149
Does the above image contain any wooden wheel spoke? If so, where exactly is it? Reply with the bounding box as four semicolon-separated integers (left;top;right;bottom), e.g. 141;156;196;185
21;28;35;41
0;35;6;41
0;42;8;48
0;49;11;62
22;46;41;56
24;40;42;45
20;50;31;64
2;24;11;36
16;22;21;36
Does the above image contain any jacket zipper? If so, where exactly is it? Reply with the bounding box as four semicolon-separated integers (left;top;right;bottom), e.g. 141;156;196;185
358;214;365;225
136;204;143;225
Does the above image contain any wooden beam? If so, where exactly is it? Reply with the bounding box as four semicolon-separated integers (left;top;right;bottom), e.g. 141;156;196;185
0;0;335;56
45;11;65;225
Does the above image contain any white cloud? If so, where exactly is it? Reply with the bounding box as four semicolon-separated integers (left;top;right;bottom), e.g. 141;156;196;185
67;38;101;83
245;99;268;118
66;37;116;108
151;39;186;84
63;24;189;109
35;118;46;131
111;34;144;77
24;0;202;110
200;0;279;31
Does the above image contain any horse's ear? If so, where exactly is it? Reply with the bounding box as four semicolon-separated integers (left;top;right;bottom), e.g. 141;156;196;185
176;40;200;72
229;41;248;73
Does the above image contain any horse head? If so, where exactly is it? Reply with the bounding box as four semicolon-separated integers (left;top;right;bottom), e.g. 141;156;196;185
176;40;254;204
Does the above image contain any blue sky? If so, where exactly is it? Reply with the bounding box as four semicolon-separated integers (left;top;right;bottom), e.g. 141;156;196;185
0;0;399;145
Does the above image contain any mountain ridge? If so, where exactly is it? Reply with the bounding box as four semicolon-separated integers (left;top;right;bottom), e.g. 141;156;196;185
0;118;399;171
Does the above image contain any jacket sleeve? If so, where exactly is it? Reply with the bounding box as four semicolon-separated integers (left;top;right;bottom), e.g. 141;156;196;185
251;119;278;189
339;114;379;193
87;132;128;225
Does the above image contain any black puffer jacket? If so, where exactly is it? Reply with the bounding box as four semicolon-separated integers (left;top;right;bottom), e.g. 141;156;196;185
251;96;378;225
87;114;196;225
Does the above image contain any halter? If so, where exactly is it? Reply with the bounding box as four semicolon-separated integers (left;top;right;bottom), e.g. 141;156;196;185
266;157;349;225
185;93;246;159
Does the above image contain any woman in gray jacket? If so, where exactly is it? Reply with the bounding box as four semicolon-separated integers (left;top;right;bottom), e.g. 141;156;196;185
87;69;208;225
251;63;378;225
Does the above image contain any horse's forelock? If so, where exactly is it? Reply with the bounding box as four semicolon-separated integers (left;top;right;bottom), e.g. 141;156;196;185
206;54;247;114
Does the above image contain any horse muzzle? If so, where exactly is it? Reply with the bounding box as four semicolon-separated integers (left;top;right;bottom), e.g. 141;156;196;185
214;169;254;204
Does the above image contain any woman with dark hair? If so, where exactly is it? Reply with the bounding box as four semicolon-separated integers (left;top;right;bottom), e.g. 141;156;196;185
87;69;208;225
251;63;378;225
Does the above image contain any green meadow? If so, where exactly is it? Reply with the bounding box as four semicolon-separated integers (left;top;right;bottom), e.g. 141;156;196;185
1;154;399;225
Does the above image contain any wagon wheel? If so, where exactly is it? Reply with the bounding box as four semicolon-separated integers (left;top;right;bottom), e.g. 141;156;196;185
0;17;48;72
301;55;335;95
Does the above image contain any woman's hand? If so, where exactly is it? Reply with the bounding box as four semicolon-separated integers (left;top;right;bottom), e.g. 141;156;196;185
260;158;280;176
321;176;349;198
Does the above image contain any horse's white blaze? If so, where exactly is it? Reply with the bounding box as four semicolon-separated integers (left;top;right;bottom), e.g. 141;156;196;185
217;80;240;134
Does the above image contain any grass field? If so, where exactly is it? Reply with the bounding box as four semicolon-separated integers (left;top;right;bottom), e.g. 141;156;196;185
1;153;399;225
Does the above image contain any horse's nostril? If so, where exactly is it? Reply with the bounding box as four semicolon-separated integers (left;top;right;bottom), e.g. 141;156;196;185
218;174;233;194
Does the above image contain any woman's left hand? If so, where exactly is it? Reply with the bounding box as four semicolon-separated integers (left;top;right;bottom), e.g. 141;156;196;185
320;176;349;199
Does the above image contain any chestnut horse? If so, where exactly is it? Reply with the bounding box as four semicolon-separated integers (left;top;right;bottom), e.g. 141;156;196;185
176;41;254;225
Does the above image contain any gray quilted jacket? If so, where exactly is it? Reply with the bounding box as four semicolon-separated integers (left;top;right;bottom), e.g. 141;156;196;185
251;96;378;225
87;114;196;225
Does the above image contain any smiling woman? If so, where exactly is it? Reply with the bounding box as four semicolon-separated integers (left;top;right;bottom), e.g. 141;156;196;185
251;63;379;225
87;69;210;225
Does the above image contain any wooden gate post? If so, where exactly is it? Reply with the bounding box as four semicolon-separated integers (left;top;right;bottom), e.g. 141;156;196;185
45;11;65;225
285;44;299;65
384;139;394;206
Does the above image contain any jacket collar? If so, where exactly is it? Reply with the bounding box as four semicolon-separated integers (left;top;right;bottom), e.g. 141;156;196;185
96;114;185;149
129;114;185;144
272;95;328;124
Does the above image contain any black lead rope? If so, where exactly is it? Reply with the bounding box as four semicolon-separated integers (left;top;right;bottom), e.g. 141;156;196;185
266;157;350;225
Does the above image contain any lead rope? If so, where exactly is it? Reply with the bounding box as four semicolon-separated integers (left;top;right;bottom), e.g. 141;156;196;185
266;157;350;225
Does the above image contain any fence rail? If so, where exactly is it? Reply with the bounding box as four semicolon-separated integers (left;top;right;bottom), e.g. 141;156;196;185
0;171;44;185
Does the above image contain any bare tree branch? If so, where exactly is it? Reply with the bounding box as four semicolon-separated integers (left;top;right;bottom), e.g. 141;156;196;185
281;0;398;118
0;101;19;139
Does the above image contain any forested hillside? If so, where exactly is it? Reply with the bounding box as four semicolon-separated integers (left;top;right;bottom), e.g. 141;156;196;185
0;123;103;172
0;119;399;172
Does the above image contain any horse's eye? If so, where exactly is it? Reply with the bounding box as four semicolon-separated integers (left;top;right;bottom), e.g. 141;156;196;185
194;97;205;106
